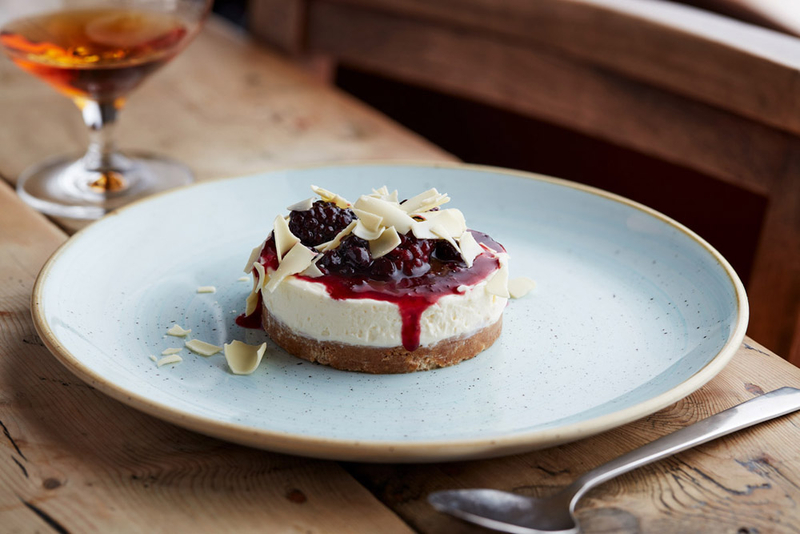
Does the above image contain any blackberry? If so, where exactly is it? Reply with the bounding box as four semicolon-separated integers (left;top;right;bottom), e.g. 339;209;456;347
370;233;436;280
288;201;355;247
432;240;461;262
318;234;371;277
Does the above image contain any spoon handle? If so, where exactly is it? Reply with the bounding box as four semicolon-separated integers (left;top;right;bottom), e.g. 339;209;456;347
567;387;800;505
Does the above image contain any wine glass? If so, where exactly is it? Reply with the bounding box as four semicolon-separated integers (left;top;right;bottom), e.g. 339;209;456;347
0;0;212;219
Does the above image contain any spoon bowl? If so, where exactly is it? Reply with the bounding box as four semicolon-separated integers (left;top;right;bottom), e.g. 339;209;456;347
429;489;577;534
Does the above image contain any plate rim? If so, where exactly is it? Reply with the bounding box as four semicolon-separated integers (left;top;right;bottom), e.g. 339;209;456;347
31;160;749;462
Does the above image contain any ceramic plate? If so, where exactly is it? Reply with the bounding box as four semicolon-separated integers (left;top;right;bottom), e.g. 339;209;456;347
32;163;748;462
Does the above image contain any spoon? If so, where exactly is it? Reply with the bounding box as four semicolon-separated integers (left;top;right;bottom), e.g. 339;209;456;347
428;386;800;533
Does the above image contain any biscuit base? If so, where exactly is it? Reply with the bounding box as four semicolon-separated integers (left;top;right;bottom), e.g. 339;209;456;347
262;305;502;374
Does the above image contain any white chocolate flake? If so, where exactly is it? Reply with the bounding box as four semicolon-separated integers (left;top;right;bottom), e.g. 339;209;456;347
157;354;183;367
237;276;249;282
354;196;414;234
161;347;183;355
353;220;385;242
273;214;300;262
185;339;223;356
149;355;157;362
401;188;450;214
353;208;383;232
224;341;268;375
411;209;466;240
458;231;483;268
485;255;510;298
369;226;401;258
197;286;216;294
287;197;314;212
166;324;191;337
253;261;266;289
243;240;265;274
264;244;317;292
245;261;267;317
311;185;351;208
509;277;536;299
245;290;260;317
300;260;324;278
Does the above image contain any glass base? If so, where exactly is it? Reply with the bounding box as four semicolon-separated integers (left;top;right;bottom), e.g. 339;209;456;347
17;152;194;220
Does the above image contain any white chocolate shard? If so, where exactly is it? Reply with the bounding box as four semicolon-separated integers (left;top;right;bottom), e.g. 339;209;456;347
243;240;265;274
224;341;268;375
300;259;324;278
245;290;260;317
485;255;510;298
411;209;466;239
161;347;183;355
353;208;383;232
353;220;385;242
264;244;317;292
273;214;300;262
431;224;460;255
197;286;216;294
253;262;266;289
316;220;357;252
244;261;267;317
166;324;191;337
369;226;401;259
311;185;351;208
458;231;483;268
237;276;249;282
369;186;399;203
509;277;536;299
185;339;223;357
401;188;450;214
157;354;183;367
149;355;157;362
287;197;314;212
354;196;414;234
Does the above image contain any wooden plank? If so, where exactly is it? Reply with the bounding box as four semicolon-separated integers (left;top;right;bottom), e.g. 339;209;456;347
304;1;784;197
0;179;415;533
0;16;450;187
346;340;800;533
247;0;308;53
324;0;800;136
747;139;800;365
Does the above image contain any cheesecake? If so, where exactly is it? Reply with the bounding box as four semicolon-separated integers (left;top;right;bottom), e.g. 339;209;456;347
238;186;513;373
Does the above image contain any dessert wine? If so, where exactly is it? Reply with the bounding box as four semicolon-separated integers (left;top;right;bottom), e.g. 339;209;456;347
1;8;188;103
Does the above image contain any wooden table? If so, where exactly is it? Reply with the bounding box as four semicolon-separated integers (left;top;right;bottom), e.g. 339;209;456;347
1;17;799;534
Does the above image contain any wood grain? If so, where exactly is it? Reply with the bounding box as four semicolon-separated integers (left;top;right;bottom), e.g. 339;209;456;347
0;179;414;533
346;341;800;534
324;0;800;136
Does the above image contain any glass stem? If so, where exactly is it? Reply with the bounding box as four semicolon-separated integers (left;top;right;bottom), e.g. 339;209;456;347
79;99;130;193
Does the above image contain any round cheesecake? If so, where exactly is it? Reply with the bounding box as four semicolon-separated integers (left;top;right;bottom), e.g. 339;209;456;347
239;186;514;374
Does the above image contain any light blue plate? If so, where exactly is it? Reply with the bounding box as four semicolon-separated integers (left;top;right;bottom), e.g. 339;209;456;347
33;162;748;462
